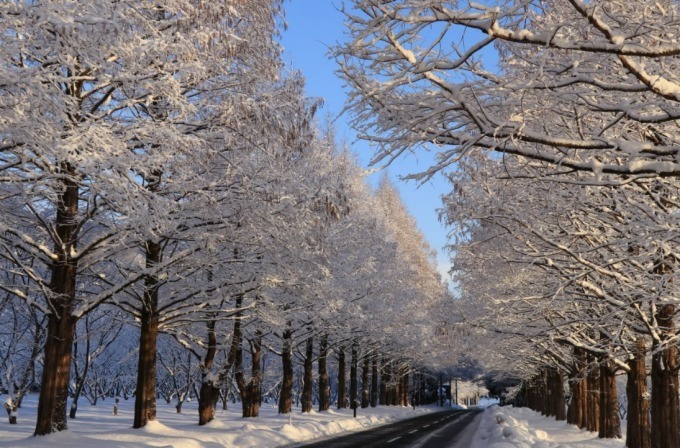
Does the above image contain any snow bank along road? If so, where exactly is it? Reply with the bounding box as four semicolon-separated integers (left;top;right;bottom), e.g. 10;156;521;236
289;409;482;448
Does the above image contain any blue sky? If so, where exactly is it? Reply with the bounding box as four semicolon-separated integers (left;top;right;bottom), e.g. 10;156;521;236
279;0;453;281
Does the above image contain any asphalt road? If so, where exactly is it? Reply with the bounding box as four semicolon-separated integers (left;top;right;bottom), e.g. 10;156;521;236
290;409;483;448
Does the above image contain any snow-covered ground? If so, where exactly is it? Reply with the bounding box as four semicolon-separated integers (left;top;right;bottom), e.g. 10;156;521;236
472;405;626;448
0;394;444;448
0;395;626;448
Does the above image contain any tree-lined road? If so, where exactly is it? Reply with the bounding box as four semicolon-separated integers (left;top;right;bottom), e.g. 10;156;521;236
292;409;482;448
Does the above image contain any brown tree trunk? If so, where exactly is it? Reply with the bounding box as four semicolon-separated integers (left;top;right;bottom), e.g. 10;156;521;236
627;338;651;448
133;240;161;429
318;335;330;412
379;358;388;405
567;348;587;429
598;358;621;438
278;328;294;414
361;356;370;408
34;173;79;436
651;304;680;448
301;336;314;413
370;356;378;407
349;345;358;411
337;349;347;409
586;356;600;433
568;374;587;427
198;317;220;425
401;370;409;406
548;368;566;421
237;328;262;418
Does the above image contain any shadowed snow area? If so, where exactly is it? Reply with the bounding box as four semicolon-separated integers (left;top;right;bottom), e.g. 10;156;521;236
472;406;626;448
0;394;441;448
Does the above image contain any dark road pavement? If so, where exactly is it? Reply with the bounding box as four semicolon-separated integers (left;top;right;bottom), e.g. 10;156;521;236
289;409;483;448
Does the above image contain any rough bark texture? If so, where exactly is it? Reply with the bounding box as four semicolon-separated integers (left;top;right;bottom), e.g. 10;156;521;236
361;357;370;408
598;359;621;439
337;349;347;409
651;304;680;448
586;356;600;433
567;348;587;429
626;338;651;448
301;337;314;413
349;345;358;411
34;173;79;436
237;329;262;418
318;335;330;412
198;318;220;425
133;240;161;429
278;328;293;414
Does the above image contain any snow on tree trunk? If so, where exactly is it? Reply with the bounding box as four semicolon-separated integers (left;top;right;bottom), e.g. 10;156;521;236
651;304;680;448
133;241;161;429
35;175;79;436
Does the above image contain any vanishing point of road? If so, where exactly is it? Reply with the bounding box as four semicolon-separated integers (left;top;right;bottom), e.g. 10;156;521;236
291;409;483;448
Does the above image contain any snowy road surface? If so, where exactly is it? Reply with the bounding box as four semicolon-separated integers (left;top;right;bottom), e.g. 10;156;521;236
288;409;482;448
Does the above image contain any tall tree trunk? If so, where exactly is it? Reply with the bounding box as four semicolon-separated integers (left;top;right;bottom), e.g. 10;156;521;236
318;335;330;411
547;368;566;421
586;356;600;433
370;356;378;407
35;173;79;436
69;321;92;419
598;358;621;438
361;356;370;408
379;358;388;405
235;323;262;418
567;348;587;429
301;336;314;413
337;349;347;409
278;327;293;414
568;374;587;427
198;317;220;425
401;369;409;406
349;345;358;411
133;240;161;429
244;329;262;417
627;338;651;448
651;304;680;448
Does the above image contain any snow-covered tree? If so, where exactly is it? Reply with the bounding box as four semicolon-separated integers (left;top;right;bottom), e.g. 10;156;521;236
335;0;680;182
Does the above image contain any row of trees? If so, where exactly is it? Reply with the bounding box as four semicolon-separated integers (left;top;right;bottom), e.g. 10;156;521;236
0;0;452;437
336;1;680;448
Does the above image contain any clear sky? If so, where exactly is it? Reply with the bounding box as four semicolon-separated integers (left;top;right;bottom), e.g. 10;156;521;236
279;0;454;281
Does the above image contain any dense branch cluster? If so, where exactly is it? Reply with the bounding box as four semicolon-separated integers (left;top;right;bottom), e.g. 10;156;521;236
0;0;451;435
336;0;680;180
337;1;680;447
